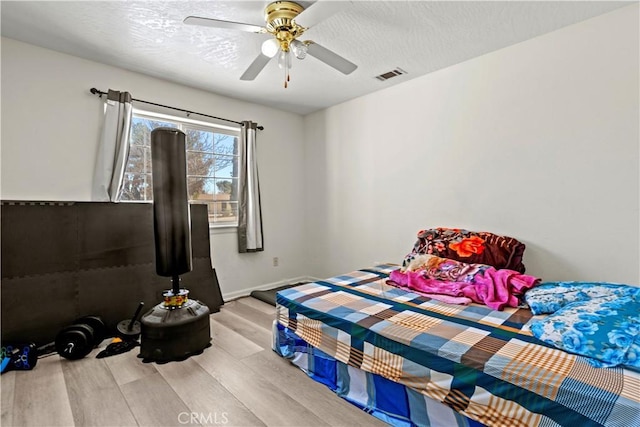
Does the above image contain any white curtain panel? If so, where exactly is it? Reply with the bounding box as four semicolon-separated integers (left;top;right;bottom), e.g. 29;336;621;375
92;89;132;202
237;121;264;252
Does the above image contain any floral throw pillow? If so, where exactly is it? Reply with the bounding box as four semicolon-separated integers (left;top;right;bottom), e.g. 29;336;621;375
403;228;526;273
529;294;640;369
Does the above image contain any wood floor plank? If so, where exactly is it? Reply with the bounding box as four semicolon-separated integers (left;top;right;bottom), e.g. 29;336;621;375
120;371;194;427
222;300;275;330
211;309;273;350
62;352;138;426
1;370;16;426
242;350;388;427
103;343;158;386
236;296;277;315
193;345;329;426
210;318;264;359
154;357;265;427
11;355;75;426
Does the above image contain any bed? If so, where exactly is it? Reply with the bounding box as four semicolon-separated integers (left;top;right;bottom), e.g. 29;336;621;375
272;229;640;427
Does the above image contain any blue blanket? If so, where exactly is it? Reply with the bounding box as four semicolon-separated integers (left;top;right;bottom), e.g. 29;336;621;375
525;282;640;370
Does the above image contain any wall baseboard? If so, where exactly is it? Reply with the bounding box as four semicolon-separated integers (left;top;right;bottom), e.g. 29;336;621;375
221;276;321;301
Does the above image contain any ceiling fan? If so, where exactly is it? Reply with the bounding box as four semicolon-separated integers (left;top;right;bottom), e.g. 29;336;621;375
184;1;358;88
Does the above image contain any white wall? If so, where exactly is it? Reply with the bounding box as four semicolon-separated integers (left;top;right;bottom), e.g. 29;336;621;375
0;37;309;298
304;5;640;284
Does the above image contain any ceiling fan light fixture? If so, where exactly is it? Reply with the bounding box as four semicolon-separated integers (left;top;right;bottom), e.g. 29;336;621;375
277;49;292;88
277;49;292;70
261;38;280;58
291;39;307;60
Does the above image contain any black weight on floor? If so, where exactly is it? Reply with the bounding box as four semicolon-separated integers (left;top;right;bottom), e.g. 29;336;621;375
116;319;141;340
75;315;106;344
116;302;144;340
55;324;94;360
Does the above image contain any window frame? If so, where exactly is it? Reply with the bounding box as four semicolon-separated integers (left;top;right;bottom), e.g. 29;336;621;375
123;108;241;229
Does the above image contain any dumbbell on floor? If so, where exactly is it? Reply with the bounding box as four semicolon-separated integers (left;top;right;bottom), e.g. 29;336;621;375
55;315;106;360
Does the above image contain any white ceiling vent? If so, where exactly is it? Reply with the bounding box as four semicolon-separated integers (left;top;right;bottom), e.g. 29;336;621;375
375;68;407;81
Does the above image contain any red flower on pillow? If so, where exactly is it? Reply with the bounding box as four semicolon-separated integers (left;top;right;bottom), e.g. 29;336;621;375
449;236;485;257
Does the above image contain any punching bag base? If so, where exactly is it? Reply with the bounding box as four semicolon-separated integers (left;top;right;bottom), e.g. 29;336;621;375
138;299;211;363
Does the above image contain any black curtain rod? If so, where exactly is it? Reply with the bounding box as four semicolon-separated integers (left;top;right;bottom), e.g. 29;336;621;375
89;88;264;131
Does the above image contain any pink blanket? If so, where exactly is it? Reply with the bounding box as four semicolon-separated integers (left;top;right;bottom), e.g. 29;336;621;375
388;267;539;310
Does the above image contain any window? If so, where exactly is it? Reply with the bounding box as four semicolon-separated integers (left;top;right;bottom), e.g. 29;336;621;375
121;110;240;227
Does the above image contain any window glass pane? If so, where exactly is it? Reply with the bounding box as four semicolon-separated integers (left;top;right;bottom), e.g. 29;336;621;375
214;178;232;197
214;155;236;179
187;177;215;201
207;200;238;222
214;134;238;155
187;152;215;177
185;128;214;152
130;118;150;147
120;172;153;201
227;202;239;223
127;146;152;172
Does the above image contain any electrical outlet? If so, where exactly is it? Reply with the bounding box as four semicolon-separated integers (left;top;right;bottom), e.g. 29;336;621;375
273;257;279;267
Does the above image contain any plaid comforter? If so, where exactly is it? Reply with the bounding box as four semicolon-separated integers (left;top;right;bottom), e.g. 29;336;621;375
275;265;640;427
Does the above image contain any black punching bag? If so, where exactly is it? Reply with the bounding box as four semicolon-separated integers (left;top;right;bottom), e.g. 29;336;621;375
150;127;192;277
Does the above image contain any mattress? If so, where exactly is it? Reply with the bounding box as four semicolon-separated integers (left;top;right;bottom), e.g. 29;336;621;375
274;322;483;427
273;265;640;427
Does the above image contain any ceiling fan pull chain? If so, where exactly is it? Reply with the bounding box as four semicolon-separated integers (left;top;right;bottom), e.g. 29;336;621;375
285;51;292;88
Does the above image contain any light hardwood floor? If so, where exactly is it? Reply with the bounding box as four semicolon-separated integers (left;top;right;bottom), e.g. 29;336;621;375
0;297;387;427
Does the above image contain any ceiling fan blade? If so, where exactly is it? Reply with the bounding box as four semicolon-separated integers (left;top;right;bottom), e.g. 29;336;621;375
240;53;272;81
294;0;350;28
183;16;265;33
306;42;357;75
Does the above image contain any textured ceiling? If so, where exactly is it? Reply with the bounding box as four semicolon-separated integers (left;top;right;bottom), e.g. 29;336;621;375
1;1;632;115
